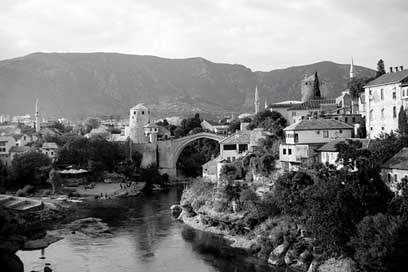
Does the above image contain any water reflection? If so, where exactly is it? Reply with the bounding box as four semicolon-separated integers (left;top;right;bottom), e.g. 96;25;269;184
18;186;281;272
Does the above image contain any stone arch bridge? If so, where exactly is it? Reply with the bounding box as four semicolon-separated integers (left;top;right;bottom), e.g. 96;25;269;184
133;132;226;180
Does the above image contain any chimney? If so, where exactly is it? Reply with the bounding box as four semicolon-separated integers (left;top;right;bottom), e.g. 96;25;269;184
390;67;393;73
401;66;404;71
395;66;399;72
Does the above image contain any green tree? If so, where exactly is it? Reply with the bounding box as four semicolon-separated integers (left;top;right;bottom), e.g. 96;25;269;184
228;119;241;132
398;106;408;136
11;151;51;186
376;59;386;78
348;77;373;98
247;110;287;138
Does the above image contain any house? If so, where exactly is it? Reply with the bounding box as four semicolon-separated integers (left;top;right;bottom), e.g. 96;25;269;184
219;130;250;162
381;147;408;192
41;142;59;161
86;125;111;139
364;67;408;138
279;118;354;171
317;138;371;167
268;101;302;125
287;99;338;124
202;156;222;183
201;120;229;135
0;136;17;166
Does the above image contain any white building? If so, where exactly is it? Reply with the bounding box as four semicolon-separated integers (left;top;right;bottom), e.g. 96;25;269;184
201;120;229;135
0;136;17;166
364;68;408;139
124;104;151;143
317;138;371;168
382;147;408;192
41;142;59;161
279;118;354;171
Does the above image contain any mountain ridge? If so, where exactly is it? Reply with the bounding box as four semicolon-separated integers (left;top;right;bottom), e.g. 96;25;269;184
0;52;375;119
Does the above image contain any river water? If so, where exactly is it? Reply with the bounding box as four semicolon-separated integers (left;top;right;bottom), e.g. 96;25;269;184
18;186;282;272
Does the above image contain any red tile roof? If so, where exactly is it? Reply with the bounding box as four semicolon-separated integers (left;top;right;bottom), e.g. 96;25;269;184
364;70;408;88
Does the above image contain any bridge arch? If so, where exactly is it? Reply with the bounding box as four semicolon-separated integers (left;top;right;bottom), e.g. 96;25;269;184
171;132;225;169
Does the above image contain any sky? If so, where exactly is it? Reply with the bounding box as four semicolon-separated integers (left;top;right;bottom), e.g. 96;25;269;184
0;0;407;71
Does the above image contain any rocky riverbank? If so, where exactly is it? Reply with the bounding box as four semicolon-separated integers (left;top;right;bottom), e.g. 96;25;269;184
172;182;359;272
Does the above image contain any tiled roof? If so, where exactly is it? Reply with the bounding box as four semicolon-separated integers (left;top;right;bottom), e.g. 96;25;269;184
288;99;336;110
284;118;354;131
382;147;408;170
364;70;408;88
144;123;159;128
317;138;371;152
42;142;58;149
219;131;250;145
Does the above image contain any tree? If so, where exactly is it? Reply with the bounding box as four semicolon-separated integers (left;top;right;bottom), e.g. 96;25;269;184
376;59;386;78
247;110;287;138
228;119;241;132
348;77;373;98
312;72;321;99
357;117;367;138
335;139;371;169
398;106;408;136
84;118;101;133
11;151;51;186
0;161;7;187
351;213;408;272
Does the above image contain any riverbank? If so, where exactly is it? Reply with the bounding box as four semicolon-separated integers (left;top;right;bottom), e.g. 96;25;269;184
175;181;359;272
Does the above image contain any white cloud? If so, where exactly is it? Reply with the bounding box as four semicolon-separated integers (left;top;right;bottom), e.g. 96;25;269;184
0;0;407;70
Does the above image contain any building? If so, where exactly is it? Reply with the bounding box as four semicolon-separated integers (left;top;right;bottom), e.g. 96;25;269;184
317;138;371;167
201;120;229;135
279;118;354;171
144;123;159;143
124;104;151;143
381;147;408;192
86;125;111;139
219;130;250;162
364;68;408;138
287;99;337;124
0;136;17;166
41;142;59;161
269;101;302;125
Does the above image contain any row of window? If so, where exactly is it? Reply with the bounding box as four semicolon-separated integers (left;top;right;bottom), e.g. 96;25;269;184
0;147;6;152
369;106;397;120
370;88;397;100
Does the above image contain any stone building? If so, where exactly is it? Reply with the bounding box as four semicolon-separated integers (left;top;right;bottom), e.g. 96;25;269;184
364;68;408;139
125;104;151;143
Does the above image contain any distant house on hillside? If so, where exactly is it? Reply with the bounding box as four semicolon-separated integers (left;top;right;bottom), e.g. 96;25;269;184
382;147;408;192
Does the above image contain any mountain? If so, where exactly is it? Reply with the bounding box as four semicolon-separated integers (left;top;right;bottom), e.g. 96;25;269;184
0;53;375;119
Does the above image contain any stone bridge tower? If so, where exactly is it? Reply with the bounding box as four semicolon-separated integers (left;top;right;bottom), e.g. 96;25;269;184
126;104;150;143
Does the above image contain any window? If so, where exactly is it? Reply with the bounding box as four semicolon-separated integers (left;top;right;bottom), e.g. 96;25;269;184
352;117;356;122
369;109;373;121
134;111;136;115
294;133;299;143
223;144;236;150
388;174;392;182
0;147;5;152
381;89;384;100
227;157;231;162
238;144;248;153
393;90;396;99
323;131;329;138
369;90;372;96
292;111;296;117
283;149;287;155
141;111;144;115
382;127;384;131
288;149;292;155
345;117;348;123
393;106;397;118
370;127;373;130
381;108;384;119
339;130;342;134
395;174;398;182
335;117;338;120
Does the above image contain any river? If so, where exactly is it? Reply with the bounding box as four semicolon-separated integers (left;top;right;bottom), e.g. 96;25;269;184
18;186;283;272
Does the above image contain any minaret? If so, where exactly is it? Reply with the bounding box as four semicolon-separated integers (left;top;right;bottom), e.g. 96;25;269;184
35;98;40;133
254;85;260;114
350;57;355;80
264;99;268;109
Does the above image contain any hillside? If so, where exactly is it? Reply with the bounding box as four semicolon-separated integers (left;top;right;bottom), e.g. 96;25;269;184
0;53;375;119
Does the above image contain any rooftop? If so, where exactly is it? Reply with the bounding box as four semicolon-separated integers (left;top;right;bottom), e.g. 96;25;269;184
288;99;337;110
219;130;250;145
317;138;371;152
284;118;354;131
42;142;58;149
382;147;408;170
364;70;408;88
